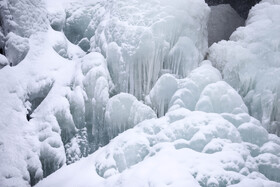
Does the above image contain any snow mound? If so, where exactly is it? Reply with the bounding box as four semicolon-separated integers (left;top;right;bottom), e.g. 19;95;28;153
105;93;156;140
146;61;229;116
196;81;248;114
208;0;280;135
5;32;29;66
147;61;248;117
36;107;280;187
0;54;8;68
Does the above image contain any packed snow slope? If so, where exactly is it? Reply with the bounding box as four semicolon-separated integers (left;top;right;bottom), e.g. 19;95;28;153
0;0;279;187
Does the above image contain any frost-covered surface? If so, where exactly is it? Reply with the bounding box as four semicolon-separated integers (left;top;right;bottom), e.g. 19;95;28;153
208;4;244;46
208;0;280;135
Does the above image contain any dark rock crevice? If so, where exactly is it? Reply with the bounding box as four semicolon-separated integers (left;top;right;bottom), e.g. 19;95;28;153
205;0;261;18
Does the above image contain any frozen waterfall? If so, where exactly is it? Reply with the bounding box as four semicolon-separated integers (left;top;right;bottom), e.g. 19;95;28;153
0;0;279;187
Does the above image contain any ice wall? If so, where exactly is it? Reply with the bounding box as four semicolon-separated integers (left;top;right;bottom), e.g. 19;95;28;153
63;0;210;99
208;0;280;135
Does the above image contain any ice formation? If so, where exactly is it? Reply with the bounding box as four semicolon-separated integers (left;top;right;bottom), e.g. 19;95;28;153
37;62;280;186
146;61;222;116
208;0;280;135
0;0;279;186
36;107;280;187
63;0;210;98
0;54;8;68
105;93;156;140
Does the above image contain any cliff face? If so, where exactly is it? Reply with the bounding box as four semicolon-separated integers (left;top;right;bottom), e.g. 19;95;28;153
205;0;261;18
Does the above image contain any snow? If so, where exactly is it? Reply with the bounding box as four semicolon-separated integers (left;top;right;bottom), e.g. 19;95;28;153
105;93;156;140
5;32;29;66
208;0;280;135
146;61;223;116
0;0;48;37
36;107;280;187
0;54;8;68
0;24;110;186
195;81;248;114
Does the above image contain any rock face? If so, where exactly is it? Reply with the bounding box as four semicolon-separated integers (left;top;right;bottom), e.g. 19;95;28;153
208;4;244;46
205;0;261;18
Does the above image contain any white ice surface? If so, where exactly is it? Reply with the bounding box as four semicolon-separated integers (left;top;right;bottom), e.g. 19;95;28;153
208;0;280;135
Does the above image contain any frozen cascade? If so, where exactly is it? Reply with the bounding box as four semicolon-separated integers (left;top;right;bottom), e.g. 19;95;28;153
63;0;210;99
37;97;280;186
208;0;280;135
0;0;279;186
